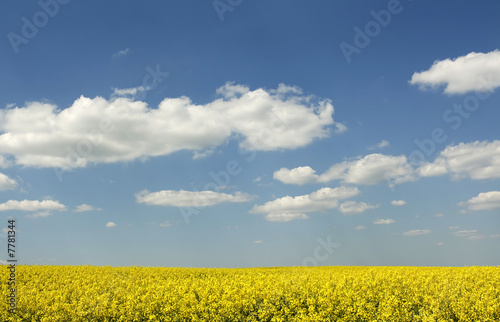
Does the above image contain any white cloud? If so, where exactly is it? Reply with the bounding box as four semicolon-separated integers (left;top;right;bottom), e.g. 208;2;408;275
273;166;319;185
274;154;416;186
402;229;431;236
334;123;348;134
265;213;309;222
437;242;444;246
112;48;129;58
111;86;151;99
391;200;406;206
409;50;500;94
250;186;360;221
136;190;253;208
458;191;500;211
0;156;12;168
105;222;117;228
368;140;390;150
336;154;416;186
355;225;367;230
74;204;101;212
0;173;17;191
453;230;486;240
0;199;66;212
434;213;445;218
254;240;263;244
417;159;448;177
373;218;395;225
26;211;51;219
418;141;500;180
339;201;379;215
0;84;341;169
159;220;172;228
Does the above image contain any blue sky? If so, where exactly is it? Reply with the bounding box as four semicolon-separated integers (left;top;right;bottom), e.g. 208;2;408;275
0;0;499;267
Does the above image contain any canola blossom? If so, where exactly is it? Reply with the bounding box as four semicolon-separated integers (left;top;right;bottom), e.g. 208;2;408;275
1;265;499;321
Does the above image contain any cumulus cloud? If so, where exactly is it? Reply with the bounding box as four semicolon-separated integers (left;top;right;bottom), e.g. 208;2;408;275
0;84;341;169
111;86;151;99
368;140;390;150
273;166;319;185
254;240;263;244
159;220;172;228
339;201;379;215
0;199;66;212
409;50;500;94
391;200;406;206
373;218;395;225
275;154;416;187
453;230;486;240
74;204;102;212
402;229;431;236
136;190;253;208
458;191;500;211
355;225;367;230
112;48;129;58
105;222;117;228
264;213;309;222
0;156;12;168
250;186;360;222
26;211;52;219
0;173;17;191
418;141;500;180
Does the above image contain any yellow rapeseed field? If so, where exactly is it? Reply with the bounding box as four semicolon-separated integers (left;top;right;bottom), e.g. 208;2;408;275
1;265;499;321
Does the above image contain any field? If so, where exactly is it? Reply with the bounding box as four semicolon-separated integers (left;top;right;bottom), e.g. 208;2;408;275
1;265;499;321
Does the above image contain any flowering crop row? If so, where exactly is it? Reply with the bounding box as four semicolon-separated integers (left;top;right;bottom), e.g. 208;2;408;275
1;265;499;321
